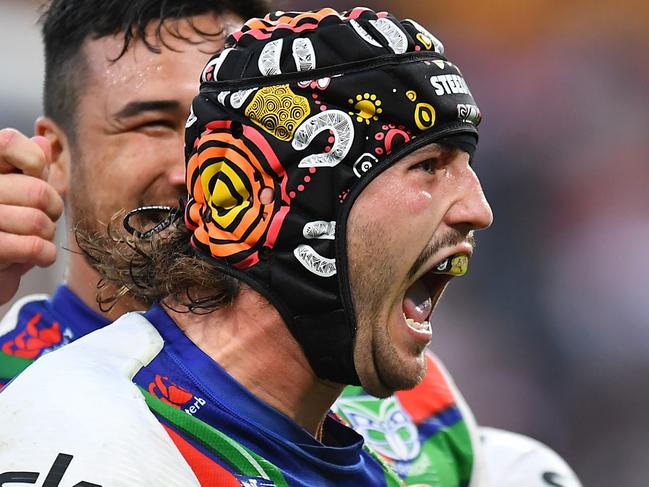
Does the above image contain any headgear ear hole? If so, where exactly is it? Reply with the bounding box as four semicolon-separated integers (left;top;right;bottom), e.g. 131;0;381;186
259;187;275;205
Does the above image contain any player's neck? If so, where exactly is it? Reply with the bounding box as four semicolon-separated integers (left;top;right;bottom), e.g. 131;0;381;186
167;286;344;437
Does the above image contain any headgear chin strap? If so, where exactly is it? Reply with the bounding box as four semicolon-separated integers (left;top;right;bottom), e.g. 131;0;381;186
184;7;482;384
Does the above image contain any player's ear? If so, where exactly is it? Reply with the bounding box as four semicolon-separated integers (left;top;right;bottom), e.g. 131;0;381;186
35;116;71;197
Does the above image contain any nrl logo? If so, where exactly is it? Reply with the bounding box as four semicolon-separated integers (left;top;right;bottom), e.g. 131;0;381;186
456;104;481;125
333;395;420;461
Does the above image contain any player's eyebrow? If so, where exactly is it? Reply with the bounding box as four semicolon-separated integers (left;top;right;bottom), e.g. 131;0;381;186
404;143;459;162
113;100;184;119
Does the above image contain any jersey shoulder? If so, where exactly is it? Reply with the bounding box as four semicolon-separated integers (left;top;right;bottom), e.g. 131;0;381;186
0;313;200;486
481;427;582;487
0;293;49;338
0;293;55;385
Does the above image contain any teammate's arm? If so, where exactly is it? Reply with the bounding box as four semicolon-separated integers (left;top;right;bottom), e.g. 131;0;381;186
0;128;63;305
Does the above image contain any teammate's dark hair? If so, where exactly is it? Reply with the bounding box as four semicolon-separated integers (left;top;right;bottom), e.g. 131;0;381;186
39;0;271;138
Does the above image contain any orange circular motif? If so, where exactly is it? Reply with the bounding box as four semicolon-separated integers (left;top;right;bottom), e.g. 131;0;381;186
185;121;290;269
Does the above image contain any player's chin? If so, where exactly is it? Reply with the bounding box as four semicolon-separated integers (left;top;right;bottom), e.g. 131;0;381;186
358;373;393;399
356;346;427;398
381;352;427;392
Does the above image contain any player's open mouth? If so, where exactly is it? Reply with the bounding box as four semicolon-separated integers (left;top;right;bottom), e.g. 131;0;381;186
402;253;470;335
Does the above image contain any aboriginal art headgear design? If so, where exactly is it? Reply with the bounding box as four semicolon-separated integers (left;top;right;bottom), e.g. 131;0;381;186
185;7;482;384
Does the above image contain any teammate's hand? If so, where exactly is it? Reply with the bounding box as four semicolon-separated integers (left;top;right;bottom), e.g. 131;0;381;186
0;128;64;305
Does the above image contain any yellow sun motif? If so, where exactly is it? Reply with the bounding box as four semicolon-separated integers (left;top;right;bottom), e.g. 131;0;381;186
348;93;383;125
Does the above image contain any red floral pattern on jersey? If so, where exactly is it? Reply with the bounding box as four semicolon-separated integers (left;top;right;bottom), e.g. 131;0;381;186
1;313;62;359
148;374;194;408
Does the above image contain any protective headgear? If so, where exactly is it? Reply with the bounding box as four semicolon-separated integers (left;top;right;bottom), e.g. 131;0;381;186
184;7;482;384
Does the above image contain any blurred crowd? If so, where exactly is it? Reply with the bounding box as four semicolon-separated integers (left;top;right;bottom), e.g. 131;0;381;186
2;1;647;486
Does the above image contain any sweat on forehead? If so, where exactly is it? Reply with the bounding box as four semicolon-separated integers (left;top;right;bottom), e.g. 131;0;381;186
183;7;482;384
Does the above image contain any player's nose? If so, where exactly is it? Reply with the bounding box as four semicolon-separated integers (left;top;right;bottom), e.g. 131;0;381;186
445;165;493;231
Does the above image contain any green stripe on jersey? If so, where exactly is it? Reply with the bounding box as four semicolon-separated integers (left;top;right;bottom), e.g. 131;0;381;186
141;388;289;487
405;421;473;486
0;352;33;381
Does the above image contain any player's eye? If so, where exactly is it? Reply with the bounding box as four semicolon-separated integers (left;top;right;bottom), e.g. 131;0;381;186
139;119;176;129
135;119;178;136
411;158;439;174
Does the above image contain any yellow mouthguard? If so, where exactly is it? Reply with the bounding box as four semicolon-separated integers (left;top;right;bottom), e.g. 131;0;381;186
433;253;469;276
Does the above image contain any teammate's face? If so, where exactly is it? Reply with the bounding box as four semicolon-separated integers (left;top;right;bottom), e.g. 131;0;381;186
347;143;493;397
67;13;242;235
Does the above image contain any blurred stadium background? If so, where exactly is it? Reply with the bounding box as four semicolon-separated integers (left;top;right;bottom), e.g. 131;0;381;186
2;1;647;485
